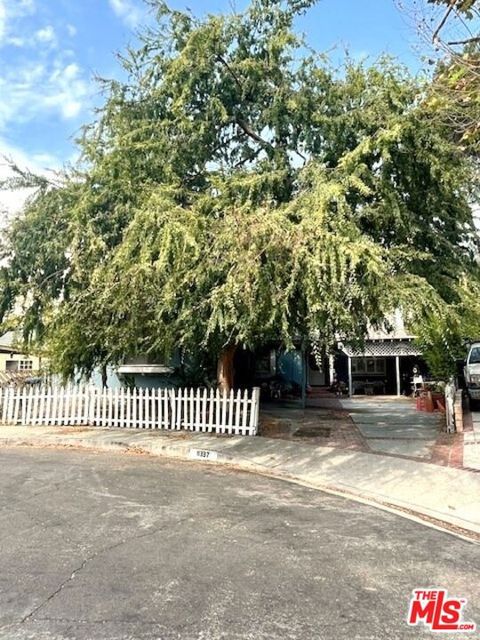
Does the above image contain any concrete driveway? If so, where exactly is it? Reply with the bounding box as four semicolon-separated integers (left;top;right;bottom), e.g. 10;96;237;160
341;397;441;459
0;448;479;640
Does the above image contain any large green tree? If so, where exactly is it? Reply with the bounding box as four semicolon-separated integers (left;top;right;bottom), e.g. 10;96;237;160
397;0;480;377
1;0;477;389
402;0;480;153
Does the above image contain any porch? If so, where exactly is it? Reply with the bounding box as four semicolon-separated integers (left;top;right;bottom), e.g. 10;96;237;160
335;339;426;397
233;343;333;406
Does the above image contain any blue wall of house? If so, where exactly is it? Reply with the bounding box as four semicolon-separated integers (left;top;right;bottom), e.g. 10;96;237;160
86;349;305;390
88;366;177;389
130;373;178;389
89;366;121;389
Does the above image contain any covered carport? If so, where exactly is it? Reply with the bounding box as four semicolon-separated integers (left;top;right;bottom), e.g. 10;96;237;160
338;339;424;397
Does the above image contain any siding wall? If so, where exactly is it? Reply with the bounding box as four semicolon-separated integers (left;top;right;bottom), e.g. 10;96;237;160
0;352;42;372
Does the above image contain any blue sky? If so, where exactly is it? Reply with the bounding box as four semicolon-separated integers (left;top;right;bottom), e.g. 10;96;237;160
0;0;428;179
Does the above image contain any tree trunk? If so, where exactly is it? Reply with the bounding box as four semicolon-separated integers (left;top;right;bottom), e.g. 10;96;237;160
101;364;108;389
217;344;237;394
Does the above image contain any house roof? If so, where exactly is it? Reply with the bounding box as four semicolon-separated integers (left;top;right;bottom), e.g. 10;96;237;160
341;340;422;358
0;332;23;354
338;310;421;357
117;364;173;375
0;371;40;386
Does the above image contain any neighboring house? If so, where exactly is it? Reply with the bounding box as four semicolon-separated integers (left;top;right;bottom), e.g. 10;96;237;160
0;332;43;385
334;312;427;397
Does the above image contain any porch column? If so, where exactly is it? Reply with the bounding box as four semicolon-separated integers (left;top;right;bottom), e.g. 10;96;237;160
328;353;335;387
395;355;401;397
301;342;307;409
347;356;352;397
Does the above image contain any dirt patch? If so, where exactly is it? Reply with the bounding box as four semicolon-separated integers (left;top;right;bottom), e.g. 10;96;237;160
259;417;292;438
259;408;368;451
294;426;331;438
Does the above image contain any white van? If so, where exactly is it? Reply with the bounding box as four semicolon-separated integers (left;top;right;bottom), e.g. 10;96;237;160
464;342;480;409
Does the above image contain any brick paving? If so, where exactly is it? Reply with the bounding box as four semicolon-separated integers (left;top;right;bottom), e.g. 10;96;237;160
462;408;480;472
431;431;464;468
429;405;480;473
259;400;368;451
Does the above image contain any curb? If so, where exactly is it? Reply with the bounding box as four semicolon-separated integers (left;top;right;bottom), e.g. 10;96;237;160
1;431;479;545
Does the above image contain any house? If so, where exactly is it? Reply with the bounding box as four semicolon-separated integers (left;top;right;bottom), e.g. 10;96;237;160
31;307;425;398
0;332;43;385
233;313;428;401
233;341;333;402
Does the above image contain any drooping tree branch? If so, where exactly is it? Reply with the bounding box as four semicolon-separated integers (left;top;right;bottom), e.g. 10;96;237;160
447;35;480;44
432;0;457;42
235;117;272;147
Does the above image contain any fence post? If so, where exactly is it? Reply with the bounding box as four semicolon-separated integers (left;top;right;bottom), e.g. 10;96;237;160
1;387;7;424
7;386;14;424
445;378;456;433
18;385;25;425
241;389;249;435
207;388;214;433
176;388;183;430
250;386;260;436
87;387;94;426
38;385;46;425
227;389;235;435
45;386;52;425
125;387;131;428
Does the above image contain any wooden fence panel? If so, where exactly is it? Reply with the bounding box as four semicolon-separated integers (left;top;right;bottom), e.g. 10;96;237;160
0;385;260;435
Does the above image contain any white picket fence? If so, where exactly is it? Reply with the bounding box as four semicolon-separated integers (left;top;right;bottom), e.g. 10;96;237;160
0;385;260;436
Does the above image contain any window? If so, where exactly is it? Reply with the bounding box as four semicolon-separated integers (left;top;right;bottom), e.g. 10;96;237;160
351;358;364;373
375;359;386;374
256;349;276;375
5;360;18;372
351;358;386;374
19;360;33;371
468;347;480;365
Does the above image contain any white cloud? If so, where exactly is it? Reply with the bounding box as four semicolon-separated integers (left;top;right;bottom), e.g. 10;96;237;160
17;0;35;12
63;62;79;80
44;61;89;120
0;0;90;187
0;0;86;220
35;24;56;46
7;36;25;47
0;53;90;132
0;3;6;43
108;0;144;28
62;100;82;119
0;0;35;47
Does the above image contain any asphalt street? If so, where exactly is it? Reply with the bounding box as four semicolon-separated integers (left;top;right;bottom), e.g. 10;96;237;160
0;448;478;640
